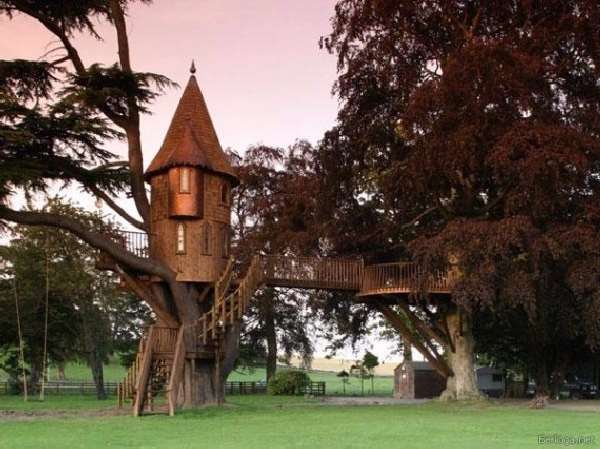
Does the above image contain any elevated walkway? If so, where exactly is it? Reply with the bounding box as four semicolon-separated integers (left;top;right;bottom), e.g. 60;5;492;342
113;238;456;416
258;255;455;297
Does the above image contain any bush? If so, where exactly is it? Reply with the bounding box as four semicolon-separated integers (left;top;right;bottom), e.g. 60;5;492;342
268;370;311;395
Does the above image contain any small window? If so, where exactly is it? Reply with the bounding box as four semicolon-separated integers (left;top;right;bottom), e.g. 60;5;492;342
176;223;186;254
220;183;229;205
492;374;503;383
179;167;190;193
222;226;230;258
202;222;211;255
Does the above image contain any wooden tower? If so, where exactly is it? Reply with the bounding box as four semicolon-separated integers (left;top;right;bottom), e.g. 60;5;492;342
145;64;238;283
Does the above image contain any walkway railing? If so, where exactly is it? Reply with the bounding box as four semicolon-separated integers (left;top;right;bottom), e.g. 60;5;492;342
119;231;149;258
260;255;363;290
359;262;454;296
104;229;455;296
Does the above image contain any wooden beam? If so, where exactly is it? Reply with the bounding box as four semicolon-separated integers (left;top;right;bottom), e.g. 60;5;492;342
133;326;155;416
376;303;452;378
167;326;186;416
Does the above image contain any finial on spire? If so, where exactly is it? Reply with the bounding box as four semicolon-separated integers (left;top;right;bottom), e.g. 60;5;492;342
190;60;196;75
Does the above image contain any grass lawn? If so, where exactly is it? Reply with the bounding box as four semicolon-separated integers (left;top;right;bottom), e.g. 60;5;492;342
1;395;599;449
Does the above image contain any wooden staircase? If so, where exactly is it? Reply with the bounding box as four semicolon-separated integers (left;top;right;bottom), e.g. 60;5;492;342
116;254;457;416
118;256;263;416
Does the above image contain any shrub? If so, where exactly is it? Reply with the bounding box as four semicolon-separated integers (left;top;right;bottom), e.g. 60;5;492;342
268;370;311;395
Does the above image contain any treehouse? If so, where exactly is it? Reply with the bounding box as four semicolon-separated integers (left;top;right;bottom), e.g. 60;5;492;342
106;66;458;416
144;65;238;283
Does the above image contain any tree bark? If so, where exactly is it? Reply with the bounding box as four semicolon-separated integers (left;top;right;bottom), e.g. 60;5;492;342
377;303;452;378
439;308;483;401
29;361;40;396
549;353;570;400
402;340;412;362
57;362;66;381
178;323;240;408
261;289;278;382
89;349;107;400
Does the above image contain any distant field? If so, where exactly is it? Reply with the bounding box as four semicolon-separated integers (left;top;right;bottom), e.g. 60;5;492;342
2;360;394;397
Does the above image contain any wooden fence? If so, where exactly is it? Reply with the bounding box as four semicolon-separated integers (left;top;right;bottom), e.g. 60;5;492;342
1;380;327;397
0;381;120;395
302;381;326;396
226;381;267;395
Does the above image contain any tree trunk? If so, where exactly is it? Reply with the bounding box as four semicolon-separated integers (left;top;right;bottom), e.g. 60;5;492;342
439;309;482;401
262;290;278;382
182;359;224;407
89;349;107;400
402;340;412;362
57;362;66;381
29;360;40;396
177;321;240;408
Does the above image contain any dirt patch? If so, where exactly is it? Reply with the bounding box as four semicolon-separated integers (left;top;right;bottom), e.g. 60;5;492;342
0;407;130;422
546;400;600;413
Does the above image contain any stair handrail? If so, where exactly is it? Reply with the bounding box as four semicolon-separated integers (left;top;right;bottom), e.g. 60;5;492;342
133;325;156;416
167;326;186;416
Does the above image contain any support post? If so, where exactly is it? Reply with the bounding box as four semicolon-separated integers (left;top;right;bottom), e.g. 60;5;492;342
133;326;155;416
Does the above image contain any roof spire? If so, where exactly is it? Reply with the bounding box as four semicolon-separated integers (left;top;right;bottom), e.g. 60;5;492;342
144;70;238;184
190;60;196;75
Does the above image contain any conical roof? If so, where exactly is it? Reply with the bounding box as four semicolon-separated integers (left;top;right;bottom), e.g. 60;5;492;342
145;73;238;184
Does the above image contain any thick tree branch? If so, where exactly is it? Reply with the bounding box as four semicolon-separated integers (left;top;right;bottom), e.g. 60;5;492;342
401;206;439;230
109;0;132;72
0;206;171;279
88;184;146;231
118;268;178;327
14;3;86;74
397;301;449;348
20;2;151;224
108;0;151;225
377;303;452;378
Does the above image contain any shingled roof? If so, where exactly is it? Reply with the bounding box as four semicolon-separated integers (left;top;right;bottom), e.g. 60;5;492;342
145;72;238;184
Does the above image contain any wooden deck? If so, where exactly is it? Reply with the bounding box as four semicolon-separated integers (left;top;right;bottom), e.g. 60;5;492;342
116;246;456;416
260;255;363;290
358;262;456;296
110;231;456;296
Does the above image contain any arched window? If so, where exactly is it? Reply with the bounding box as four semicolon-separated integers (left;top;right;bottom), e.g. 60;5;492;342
179;167;190;193
221;183;229;205
176;223;186;254
202;222;211;255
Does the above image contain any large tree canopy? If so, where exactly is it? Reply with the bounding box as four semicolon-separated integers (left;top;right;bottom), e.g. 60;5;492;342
0;1;187;323
319;0;600;396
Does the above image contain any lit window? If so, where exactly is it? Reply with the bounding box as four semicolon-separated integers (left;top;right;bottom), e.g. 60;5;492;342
176;223;186;253
179;167;190;193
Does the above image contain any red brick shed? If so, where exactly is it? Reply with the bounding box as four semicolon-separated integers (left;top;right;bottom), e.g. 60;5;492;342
394;361;446;399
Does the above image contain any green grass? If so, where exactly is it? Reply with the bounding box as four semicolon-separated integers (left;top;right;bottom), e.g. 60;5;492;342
0;394;116;412
1;396;599;449
0;358;128;383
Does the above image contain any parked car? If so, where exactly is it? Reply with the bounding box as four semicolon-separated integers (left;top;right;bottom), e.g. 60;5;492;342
560;376;598;399
526;376;598;399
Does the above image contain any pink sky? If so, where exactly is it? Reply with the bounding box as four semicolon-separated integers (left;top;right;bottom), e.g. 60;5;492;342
0;3;410;361
0;0;340;162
